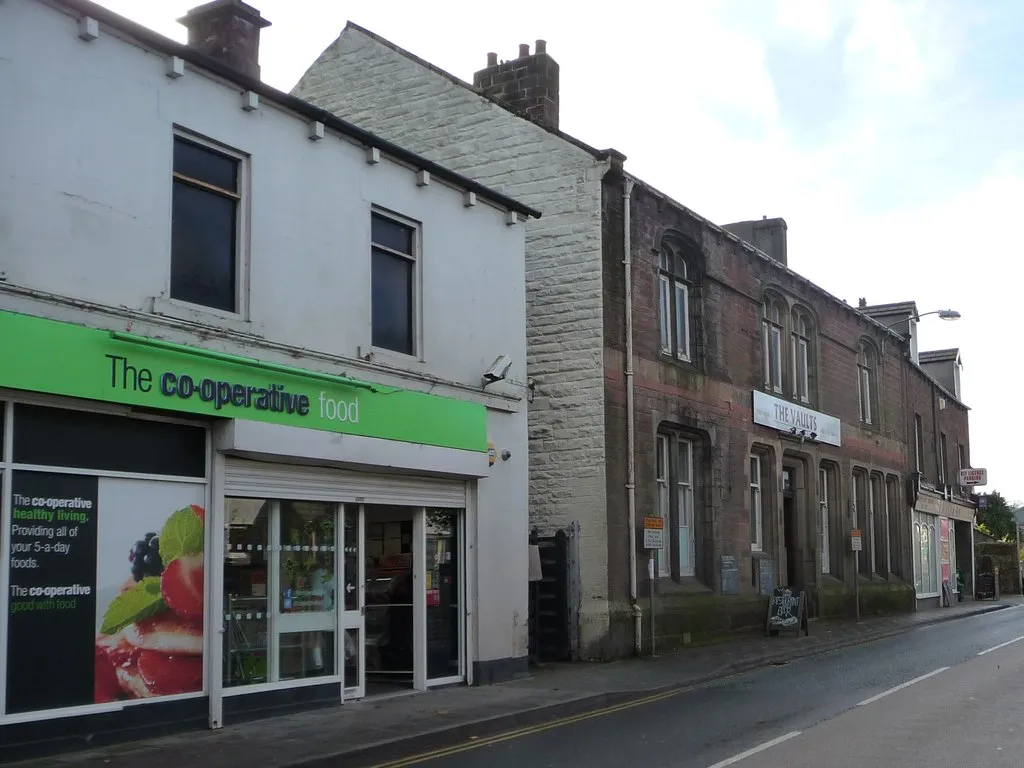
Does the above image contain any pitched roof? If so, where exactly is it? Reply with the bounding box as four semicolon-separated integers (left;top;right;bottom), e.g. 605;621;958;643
51;0;541;220
919;348;961;364
340;22;626;164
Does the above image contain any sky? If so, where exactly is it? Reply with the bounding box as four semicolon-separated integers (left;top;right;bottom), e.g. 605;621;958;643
93;0;1023;500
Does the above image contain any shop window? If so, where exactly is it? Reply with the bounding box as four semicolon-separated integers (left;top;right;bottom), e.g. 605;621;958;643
852;469;869;576
8;468;206;714
655;431;700;580
886;476;902;578
819;463;839;576
371;211;418;356
750;454;764;551
870;473;887;576
425;509;461;680
171;134;245;314
223;499;338;688
913;511;939;595
12;403;206;478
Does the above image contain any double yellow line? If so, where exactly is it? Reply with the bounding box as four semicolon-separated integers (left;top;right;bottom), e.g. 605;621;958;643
366;686;687;768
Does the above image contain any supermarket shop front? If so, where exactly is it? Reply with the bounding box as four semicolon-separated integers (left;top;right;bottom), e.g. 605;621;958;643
0;310;526;757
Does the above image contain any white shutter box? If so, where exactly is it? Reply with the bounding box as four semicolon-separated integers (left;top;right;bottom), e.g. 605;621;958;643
223;458;467;508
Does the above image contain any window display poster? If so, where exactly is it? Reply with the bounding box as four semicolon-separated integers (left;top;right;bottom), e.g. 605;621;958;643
7;472;206;714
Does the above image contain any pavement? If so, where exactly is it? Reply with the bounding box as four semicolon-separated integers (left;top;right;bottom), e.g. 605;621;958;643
16;596;1024;768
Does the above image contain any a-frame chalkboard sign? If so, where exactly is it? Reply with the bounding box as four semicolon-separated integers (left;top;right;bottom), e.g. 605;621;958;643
765;586;809;637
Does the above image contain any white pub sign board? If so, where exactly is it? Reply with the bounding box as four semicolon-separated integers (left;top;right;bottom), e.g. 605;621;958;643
752;391;842;447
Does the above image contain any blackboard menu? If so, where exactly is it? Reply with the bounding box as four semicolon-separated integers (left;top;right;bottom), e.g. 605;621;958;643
765;587;809;637
7;471;98;713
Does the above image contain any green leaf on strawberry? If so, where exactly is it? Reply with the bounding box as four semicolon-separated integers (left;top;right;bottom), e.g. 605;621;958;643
159;505;205;564
100;577;165;635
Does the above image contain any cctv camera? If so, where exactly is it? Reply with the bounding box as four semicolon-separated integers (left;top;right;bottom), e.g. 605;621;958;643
482;354;513;385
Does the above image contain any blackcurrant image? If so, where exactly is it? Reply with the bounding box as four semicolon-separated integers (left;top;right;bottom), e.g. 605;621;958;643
129;532;164;581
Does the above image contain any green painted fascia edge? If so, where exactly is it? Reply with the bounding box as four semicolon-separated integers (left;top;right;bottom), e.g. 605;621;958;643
0;310;488;452
110;331;383;394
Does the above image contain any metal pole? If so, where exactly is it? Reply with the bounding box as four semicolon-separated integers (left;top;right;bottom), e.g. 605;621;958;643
648;554;656;656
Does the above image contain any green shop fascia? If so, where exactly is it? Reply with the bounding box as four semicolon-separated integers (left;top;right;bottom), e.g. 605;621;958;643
0;309;487;453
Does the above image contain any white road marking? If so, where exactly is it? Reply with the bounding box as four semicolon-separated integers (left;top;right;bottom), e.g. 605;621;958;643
705;731;802;768
857;667;949;706
977;635;1024;656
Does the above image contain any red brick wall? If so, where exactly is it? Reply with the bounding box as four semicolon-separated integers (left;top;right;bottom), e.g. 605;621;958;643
601;173;966;641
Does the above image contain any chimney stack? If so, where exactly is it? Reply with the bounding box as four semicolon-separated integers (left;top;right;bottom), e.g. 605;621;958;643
722;217;789;266
473;39;560;131
178;0;271;81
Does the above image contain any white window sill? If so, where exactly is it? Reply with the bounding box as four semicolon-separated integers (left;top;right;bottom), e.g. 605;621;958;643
149;296;264;336
368;344;425;368
915;591;940;599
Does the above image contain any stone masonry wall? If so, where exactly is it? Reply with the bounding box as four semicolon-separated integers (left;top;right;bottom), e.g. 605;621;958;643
293;29;615;654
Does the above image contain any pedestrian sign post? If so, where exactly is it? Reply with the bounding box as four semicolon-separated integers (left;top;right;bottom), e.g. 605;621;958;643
643;516;664;550
851;528;862;623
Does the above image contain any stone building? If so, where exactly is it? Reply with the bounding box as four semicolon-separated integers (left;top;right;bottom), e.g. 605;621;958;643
295;31;980;656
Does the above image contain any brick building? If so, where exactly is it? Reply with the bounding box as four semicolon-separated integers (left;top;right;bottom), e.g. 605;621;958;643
295;33;980;657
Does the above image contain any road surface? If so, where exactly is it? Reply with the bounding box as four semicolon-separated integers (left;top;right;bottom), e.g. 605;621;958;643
379;605;1024;768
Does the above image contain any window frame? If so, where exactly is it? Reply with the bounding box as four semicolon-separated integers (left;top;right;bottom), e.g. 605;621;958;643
750;454;763;551
790;310;811;404
856;341;876;426
657;245;692;362
914;414;924;474
957;443;966;494
169;130;249;319
370;207;422;360
676;436;695;577
939;432;948;486
655;434;672;577
818;466;830;575
761;299;785;394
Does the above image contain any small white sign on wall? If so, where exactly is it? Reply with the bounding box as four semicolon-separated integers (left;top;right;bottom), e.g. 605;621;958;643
643;516;664;550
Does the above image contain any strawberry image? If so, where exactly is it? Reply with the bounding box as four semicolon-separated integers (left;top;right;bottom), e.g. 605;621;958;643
161;554;204;621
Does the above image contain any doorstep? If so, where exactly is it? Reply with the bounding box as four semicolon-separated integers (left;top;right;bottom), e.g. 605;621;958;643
14;596;1022;768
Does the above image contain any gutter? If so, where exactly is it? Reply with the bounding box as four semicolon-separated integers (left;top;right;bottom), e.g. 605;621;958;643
622;177;642;656
51;0;542;220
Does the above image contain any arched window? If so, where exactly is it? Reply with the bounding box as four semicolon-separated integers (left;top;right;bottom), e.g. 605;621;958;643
761;297;785;393
657;242;691;361
790;308;811;403
856;340;877;425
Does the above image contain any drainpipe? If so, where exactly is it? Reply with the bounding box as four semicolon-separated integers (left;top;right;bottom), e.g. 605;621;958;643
623;176;642;656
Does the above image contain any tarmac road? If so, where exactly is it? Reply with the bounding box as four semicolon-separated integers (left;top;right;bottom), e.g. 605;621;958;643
374;604;1024;768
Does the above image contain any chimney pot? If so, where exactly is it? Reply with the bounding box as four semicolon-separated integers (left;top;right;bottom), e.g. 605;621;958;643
858;298;867;308
473;38;559;131
178;0;271;80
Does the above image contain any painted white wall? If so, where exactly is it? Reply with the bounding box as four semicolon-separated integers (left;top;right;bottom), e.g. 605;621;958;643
294;26;613;657
0;1;529;671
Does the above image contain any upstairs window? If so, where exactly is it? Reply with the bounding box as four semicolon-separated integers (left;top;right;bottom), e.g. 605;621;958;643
790;309;811;403
939;432;948;485
856;341;877;425
171;135;243;313
657;244;691;361
371;211;418;356
761;299;784;393
914;414;924;473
